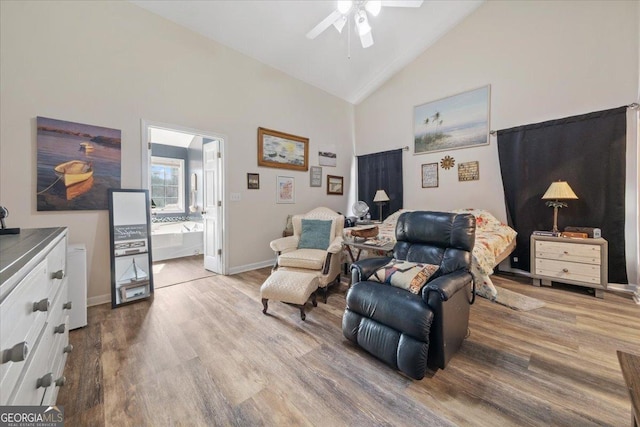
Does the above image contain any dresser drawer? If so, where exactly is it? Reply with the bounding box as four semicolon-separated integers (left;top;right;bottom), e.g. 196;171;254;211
47;235;67;302
8;321;54;405
535;240;601;264
42;314;70;407
535;258;600;284
8;279;68;405
0;259;49;404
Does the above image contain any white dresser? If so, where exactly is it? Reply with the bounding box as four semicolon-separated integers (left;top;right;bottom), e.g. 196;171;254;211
530;234;608;298
0;227;72;405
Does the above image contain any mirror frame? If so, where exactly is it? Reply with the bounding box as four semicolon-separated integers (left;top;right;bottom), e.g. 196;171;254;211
108;189;154;308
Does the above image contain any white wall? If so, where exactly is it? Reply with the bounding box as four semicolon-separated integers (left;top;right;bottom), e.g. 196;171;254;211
0;1;354;302
355;1;639;282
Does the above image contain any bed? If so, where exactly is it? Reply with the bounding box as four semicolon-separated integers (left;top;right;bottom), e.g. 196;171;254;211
344;208;517;300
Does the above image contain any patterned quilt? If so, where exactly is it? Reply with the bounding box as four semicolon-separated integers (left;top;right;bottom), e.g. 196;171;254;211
344;208;517;299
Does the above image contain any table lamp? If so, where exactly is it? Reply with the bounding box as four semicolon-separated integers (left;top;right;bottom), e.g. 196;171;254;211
373;189;390;221
541;180;578;233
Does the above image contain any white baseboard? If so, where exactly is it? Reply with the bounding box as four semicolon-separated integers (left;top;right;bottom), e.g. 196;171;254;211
227;259;275;275
607;283;639;293
87;293;111;307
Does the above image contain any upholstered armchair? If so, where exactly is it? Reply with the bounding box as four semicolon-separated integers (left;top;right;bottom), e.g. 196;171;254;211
270;207;344;300
343;211;476;380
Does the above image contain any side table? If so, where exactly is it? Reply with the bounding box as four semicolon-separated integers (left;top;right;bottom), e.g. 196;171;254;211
343;240;395;264
530;234;608;297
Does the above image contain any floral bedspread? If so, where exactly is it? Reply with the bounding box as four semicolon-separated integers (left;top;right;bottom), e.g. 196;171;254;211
344;208;517;299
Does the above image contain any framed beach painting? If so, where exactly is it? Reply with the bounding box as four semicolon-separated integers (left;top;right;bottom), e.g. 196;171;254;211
37;116;121;211
413;85;490;155
276;176;295;203
258;127;308;171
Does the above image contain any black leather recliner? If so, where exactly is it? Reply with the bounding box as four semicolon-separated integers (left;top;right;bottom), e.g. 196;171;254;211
342;211;476;380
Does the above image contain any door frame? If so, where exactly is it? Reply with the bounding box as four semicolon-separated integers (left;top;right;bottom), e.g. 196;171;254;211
140;119;227;275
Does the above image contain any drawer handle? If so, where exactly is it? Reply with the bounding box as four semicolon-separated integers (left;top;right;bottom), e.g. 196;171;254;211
55;376;66;387
54;324;66;334
63;344;73;354
562;268;569;273
63;301;72;310
563;251;569;255
33;298;50;312
37;373;53;389
51;270;64;280
2;341;29;364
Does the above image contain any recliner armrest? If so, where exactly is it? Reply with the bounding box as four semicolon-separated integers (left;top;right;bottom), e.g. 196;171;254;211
270;236;299;253
422;269;472;303
350;257;393;283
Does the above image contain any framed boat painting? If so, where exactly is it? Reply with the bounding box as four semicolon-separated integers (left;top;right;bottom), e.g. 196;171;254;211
257;127;309;171
37;116;121;211
413;85;490;155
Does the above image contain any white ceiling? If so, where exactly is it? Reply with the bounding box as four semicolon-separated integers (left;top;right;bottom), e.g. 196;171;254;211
131;1;483;105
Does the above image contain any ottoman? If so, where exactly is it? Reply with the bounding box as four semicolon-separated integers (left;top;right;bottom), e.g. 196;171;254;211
260;270;319;320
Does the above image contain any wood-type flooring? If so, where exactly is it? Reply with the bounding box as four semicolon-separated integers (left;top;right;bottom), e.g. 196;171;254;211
152;254;215;289
57;265;640;426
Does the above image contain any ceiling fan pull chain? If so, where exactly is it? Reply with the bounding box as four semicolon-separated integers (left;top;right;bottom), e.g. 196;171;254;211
347;18;351;59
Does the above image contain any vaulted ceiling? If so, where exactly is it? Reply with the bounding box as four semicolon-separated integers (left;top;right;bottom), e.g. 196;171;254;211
131;1;483;104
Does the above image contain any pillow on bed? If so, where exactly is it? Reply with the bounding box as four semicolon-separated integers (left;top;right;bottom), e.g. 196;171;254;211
369;259;439;294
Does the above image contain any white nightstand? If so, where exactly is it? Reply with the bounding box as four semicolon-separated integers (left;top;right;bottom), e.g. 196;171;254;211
530;234;608;298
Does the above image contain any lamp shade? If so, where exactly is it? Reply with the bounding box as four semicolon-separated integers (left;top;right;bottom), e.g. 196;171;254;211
542;181;578;200
373;190;390;202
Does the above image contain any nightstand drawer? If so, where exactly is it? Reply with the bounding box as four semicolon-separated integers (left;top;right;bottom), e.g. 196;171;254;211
535;258;600;284
535;240;601;265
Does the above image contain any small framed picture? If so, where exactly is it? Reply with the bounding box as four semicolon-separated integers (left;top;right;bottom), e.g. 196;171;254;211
310;166;322;187
276;176;295;203
421;163;438;188
458;161;480;181
327;175;343;195
247;173;259;189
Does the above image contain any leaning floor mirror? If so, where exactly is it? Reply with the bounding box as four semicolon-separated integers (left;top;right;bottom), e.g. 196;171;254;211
108;189;154;308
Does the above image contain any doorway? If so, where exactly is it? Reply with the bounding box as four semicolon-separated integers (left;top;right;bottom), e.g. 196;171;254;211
141;120;226;284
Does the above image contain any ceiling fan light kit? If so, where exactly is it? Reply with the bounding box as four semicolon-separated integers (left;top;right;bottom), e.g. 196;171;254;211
306;0;423;50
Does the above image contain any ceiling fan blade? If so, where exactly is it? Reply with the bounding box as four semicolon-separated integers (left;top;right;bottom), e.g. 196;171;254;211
380;0;424;7
306;10;343;39
359;30;374;48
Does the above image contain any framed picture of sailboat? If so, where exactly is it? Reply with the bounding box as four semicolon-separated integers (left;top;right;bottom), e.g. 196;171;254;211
37;116;121;211
108;189;154;308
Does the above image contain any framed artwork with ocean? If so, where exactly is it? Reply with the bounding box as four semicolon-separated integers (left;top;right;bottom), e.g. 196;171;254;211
37;116;121;211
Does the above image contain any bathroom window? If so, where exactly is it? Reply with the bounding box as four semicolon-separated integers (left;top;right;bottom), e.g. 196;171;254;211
151;156;184;213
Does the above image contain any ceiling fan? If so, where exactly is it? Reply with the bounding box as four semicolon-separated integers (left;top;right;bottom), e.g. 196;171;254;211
306;0;424;49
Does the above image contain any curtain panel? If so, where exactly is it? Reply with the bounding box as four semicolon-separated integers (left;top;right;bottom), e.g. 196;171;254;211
357;149;403;221
497;106;627;284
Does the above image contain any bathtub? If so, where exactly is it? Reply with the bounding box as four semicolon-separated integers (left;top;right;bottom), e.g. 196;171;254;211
151;221;204;261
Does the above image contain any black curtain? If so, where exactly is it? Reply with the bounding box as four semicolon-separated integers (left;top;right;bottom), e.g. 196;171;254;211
357;149;403;221
497;106;627;284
